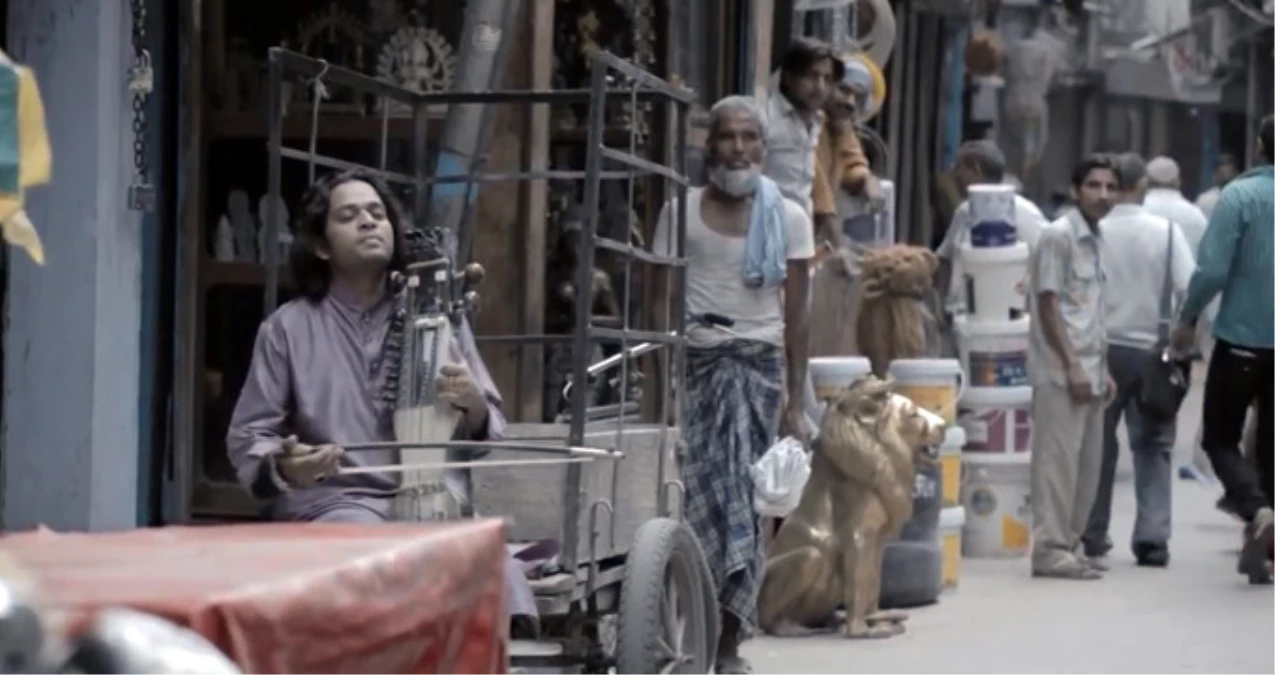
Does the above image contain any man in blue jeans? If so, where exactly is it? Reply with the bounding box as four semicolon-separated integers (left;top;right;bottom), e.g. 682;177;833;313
1081;153;1196;568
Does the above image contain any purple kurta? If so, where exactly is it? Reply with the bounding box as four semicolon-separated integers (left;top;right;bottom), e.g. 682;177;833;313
226;282;507;521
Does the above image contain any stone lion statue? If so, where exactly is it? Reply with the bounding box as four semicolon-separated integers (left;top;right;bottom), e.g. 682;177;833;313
758;376;945;639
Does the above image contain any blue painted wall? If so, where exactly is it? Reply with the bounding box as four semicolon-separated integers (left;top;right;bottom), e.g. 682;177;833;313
2;0;144;531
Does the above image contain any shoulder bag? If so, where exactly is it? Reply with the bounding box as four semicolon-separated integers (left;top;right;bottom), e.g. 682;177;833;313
1138;222;1191;422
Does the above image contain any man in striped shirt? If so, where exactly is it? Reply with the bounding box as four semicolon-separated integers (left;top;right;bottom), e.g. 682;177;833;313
1172;115;1275;584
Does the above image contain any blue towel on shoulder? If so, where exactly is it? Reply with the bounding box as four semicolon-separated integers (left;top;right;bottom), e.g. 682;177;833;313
742;175;789;289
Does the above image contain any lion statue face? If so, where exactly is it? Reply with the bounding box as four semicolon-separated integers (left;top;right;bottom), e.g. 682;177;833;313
820;376;946;470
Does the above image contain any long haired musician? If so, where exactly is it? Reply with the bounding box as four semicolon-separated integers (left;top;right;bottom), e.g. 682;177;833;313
224;168;537;621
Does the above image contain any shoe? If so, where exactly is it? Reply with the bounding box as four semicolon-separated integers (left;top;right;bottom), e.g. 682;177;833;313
1217;495;1243;521
1238;507;1274;585
1133;542;1170;568
1083;553;1111;572
1032;555;1104;580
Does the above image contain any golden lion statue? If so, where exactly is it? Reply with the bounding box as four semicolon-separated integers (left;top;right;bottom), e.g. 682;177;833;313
758;376;945;639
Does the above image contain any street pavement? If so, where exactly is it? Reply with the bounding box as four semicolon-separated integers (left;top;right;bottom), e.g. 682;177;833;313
744;374;1275;674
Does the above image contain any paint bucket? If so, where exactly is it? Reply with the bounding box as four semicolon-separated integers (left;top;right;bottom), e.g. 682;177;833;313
961;453;1032;558
940;506;966;588
939;425;966;508
955;315;1031;387
959;243;1030;322
809;356;873;400
959;385;1032;454
899;456;942;543
967;184;1018;247
888;358;965;423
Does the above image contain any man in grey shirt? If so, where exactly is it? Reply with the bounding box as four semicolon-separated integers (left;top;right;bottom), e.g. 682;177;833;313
225;168;535;620
1028;154;1118;580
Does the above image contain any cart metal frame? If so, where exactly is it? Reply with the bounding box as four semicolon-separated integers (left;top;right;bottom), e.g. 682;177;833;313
262;47;711;672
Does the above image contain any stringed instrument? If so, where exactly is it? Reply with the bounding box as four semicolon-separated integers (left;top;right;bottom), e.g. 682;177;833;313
380;227;484;521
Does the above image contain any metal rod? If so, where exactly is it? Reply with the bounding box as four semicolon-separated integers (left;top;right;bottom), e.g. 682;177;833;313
280;147;641;185
599;146;690;185
339;457;600;476
264;50;284;313
563;56;613;569
591;50;699;104
338;440;619;457
591;326;684;345
593;237;687;267
279;147;418;185
585;340;664;377
269;50;670;105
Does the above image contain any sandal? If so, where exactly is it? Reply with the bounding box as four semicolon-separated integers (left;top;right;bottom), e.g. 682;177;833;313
1238;507;1274;585
715;656;754;674
1032;556;1104;580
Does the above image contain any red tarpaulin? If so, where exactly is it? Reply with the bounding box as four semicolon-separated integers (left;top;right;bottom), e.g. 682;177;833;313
0;520;509;674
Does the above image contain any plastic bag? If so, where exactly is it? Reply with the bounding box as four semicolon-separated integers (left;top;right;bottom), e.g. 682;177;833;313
750;437;812;518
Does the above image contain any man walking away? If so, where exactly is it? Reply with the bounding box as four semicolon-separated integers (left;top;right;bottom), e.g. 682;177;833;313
653;95;814;672
1028;153;1119;580
1081;153;1196;569
1172;115;1275;585
1143;156;1225;485
1144;156;1209;253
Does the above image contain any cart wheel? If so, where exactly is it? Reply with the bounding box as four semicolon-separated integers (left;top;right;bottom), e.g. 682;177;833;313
615;518;712;674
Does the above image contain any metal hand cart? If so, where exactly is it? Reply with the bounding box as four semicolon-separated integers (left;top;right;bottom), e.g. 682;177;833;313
262;44;713;674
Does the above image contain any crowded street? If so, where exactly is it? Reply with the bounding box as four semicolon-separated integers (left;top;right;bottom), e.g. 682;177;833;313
745;373;1275;674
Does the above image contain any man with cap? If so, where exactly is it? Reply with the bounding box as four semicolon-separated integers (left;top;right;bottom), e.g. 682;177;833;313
1081;152;1196;569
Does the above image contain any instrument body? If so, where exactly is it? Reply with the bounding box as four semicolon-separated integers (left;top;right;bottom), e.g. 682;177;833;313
381;228;482;521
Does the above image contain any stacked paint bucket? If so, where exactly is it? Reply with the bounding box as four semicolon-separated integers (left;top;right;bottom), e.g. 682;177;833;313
955;183;1033;561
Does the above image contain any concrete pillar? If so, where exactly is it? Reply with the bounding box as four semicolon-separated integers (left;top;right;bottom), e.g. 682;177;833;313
2;0;142;531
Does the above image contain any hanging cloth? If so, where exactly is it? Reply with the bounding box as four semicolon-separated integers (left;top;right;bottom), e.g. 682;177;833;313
0;48;52;265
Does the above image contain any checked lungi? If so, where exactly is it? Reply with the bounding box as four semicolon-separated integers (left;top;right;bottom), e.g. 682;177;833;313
683;339;784;641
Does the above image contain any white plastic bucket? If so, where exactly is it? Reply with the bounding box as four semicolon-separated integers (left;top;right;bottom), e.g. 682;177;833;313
888;358;965;424
940;506;966;588
955;315;1031;388
959;242;1030;322
961;453;1032;558
809;356;873;400
959;385;1032;454
939;425;965;508
967;184;1017;247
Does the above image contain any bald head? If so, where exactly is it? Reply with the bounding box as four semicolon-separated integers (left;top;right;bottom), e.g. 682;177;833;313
1145;156;1181;189
1113;152;1148;203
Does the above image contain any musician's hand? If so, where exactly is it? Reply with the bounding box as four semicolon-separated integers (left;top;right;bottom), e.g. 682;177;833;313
277;435;344;488
438;362;488;424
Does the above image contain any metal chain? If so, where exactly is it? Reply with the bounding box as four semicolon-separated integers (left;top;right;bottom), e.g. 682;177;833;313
129;0;150;187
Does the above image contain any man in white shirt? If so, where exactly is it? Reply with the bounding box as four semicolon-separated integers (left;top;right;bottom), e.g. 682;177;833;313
1144;156;1209;252
1081;153;1196;569
1142;156;1221;484
935;140;1050;352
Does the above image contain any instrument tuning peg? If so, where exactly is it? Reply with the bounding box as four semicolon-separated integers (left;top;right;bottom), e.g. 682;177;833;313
460;262;486;287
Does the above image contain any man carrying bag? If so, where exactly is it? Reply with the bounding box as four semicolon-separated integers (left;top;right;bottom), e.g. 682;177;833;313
1081;153;1196;568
